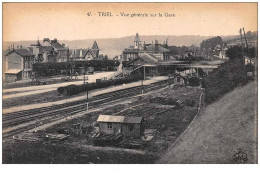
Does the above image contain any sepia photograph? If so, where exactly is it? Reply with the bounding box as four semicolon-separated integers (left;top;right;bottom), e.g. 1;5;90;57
1;1;258;167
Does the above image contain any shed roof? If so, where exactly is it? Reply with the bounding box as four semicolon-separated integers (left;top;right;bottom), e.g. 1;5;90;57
5;69;22;74
97;115;143;124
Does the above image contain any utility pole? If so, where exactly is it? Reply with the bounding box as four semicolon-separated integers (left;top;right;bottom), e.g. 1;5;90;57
87;88;89;112
66;48;69;76
239;28;246;72
168;74;171;88
142;66;145;95
239;28;244;57
141;78;144;95
83;68;86;85
242;27;248;50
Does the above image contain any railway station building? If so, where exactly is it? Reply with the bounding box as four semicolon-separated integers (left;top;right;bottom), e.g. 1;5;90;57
122;33;171;62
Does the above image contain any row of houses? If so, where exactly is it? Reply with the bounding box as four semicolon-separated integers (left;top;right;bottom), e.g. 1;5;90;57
4;39;103;82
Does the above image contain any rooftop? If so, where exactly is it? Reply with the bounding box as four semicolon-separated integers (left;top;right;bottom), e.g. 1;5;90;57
92;41;99;50
97;115;143;124
5;69;22;74
6;49;35;57
145;44;171;53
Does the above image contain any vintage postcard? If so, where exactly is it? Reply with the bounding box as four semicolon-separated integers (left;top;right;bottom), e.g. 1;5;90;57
1;2;258;165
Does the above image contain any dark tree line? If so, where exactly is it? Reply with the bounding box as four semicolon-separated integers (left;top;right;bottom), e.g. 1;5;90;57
200;36;223;50
202;46;255;104
33;60;120;77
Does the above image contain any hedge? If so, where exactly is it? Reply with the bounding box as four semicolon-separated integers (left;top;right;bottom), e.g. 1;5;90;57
57;75;143;96
33;60;120;77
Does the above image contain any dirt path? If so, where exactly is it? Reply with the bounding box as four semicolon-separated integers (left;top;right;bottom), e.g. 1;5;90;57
158;82;257;164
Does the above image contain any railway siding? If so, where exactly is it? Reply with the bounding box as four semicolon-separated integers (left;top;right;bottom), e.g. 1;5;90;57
3;79;172;139
3;76;168;114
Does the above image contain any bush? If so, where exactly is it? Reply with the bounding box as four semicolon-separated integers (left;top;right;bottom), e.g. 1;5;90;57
57;87;66;94
188;77;200;86
185;99;195;107
202;57;251;104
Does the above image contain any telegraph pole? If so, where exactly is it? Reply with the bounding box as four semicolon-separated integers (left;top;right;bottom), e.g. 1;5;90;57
87;88;89;112
66;48;69;76
242;27;248;50
239;28;244;57
239;28;246;73
142;66;146;95
83;69;86;85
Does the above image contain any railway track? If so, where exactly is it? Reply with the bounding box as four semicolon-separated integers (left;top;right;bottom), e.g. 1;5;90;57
2;79;172;139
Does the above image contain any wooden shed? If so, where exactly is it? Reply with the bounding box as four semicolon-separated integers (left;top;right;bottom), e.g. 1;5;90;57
97;115;144;138
5;69;22;82
173;74;188;86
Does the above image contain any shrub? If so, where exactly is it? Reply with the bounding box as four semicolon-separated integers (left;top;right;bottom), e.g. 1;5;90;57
202;57;251;104
185;99;195;107
57;87;66;94
188;77;200;86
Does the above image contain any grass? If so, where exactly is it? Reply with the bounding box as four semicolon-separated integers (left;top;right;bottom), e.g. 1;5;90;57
3;78;83;89
2;90;64;109
159;81;257;164
2;141;157;164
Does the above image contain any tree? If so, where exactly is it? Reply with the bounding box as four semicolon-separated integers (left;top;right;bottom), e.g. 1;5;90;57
200;36;223;50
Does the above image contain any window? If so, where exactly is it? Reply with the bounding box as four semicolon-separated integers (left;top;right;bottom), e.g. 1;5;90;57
128;124;134;131
177;77;180;82
107;123;113;129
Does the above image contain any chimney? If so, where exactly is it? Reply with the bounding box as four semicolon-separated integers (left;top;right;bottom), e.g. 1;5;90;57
144;41;146;51
80;49;83;57
20;45;22;49
155;39;159;54
8;46;10;52
13;44;15;50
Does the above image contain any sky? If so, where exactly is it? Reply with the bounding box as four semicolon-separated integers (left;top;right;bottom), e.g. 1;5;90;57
3;3;258;41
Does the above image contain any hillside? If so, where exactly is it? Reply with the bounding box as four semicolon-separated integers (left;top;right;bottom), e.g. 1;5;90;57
1;35;224;58
3;32;257;58
158;81;257;164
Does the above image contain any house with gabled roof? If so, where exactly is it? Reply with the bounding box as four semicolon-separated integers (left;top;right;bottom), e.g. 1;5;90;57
70;41;101;61
30;38;68;62
5;46;35;82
